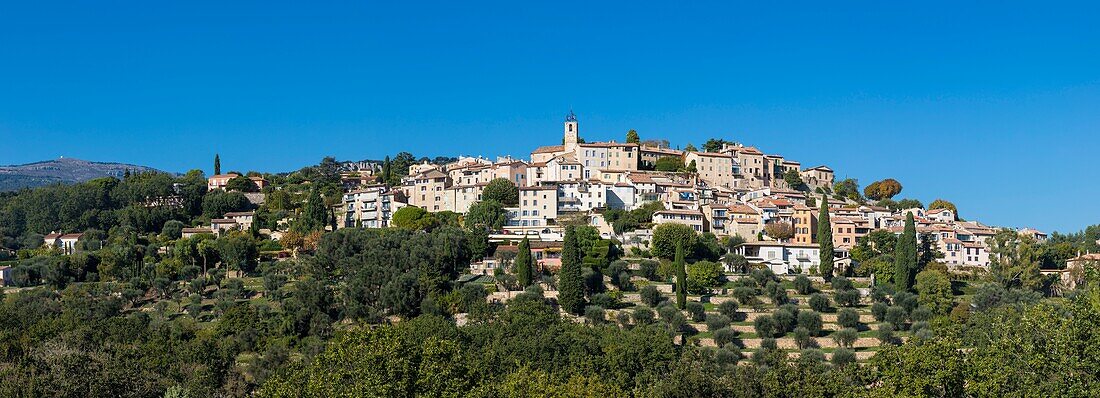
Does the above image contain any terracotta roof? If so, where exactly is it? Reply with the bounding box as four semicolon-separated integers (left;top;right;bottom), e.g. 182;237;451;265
805;165;833;172
44;233;62;240
224;211;255;217
532;145;565;154
60;233;83;240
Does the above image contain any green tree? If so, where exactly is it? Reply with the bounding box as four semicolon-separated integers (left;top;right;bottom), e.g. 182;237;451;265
515;237;533;288
654;156;684;172
783;169;805;191
674;243;687;309
894;212;919;291
818;194;834;281
626;129;640;144
651;223;698;259
295;188;328;233
684;143;698;152
914;268;953;315
558;226;585;315
464;200;506;231
214;153;221;175
702;138;732;153
225;175;259;192
381;156;392;186
928;199;958;219
686;260;722;293
764;221;794;241
391;206;437;231
481;178;519;206
987;229;1043;290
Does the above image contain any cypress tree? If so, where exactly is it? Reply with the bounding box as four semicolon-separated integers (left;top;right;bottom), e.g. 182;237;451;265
382;156;392;186
818;193;834;281
894;212;918;291
299;188;327;232
214;154;221;175
516;236;533;288
675;242;687;309
558;226;585;315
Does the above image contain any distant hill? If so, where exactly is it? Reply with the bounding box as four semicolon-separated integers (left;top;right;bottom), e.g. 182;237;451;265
0;157;167;192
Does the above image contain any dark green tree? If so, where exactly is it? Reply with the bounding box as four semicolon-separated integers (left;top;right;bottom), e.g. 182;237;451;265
674;242;687;309
558;226;585;315
893;212;919;291
626;129;640;144
515;237;533;288
214;154;221;175
818;193;834;281
296;188;328;233
481;179;519;206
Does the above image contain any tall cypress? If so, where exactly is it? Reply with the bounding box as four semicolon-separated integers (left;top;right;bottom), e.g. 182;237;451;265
558;226;585;315
516;237;533;288
214;154;221;175
894;212;918;291
382;156;392;186
818;193;834;281
675;242;687;309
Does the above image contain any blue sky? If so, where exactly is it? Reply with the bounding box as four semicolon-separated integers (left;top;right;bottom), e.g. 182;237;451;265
1;1;1098;233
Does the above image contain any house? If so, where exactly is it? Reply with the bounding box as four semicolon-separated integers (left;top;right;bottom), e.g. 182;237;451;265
639;146;684;170
1017;228;1048;242
0;266;12;287
403;169;450;212
736;241;821;275
224;211;255;231
515;185;559;230
800;165;834;189
685;151;738;188
652;209;705;233
43;232;83;255
207;173;241;191
182;227;212;238
211;218;239;234
342;185;406;228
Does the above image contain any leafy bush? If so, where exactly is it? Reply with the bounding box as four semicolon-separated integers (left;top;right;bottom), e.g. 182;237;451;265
753;314;777;338
871;302;888;321
877;323;897;345
589;293;618;309
687;261;723;293
706;314;731;331
793;327;815;349
639;260;660;281
584;305;606;324
885;306;907;330
733;287;756;305
893;291;919;312
793;275;813;295
832;348;857;366
713;327;737;347
910;306;933;322
686;302;706;322
809;293;830;313
835;289;861;307
640;285;662;307
798;348;825;366
772;308;796;335
832;328;858;348
797;311;823;336
633;306;656;325
717;300;738;319
837;308;861;329
765;281;787;305
831;276;853;291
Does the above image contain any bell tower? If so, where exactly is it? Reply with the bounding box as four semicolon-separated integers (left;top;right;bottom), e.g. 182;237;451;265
563;110;579;151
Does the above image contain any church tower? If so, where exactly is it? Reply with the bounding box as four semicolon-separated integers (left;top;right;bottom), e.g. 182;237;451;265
563;110;579;151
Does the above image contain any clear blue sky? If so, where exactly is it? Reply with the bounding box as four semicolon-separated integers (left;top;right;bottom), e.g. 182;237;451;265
2;1;1098;233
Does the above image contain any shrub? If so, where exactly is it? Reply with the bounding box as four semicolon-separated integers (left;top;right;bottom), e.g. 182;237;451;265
871;284;893;303
590;293;618;309
885;305;908;330
871;302;888;321
893;291;919;313
831;276;853;291
687;302;706;322
639;260;660;280
793;326;815;349
713;327;737;347
797;311;824;336
798;348;825;366
706;313;732;331
765;281;787;305
793;275;813;295
715;344;741;366
640;285;662;307
832;327;858;348
837;308;861;329
911;306;933;322
832;348;857;366
772;308;796;335
809;293;830;313
717;300;739;319
616;311;632;327
877;323;897;345
733;287;756;304
633;306;656;325
751;268;777;287
687;260;724;293
835;289;861;307
584;305;606;324
753;314;777;338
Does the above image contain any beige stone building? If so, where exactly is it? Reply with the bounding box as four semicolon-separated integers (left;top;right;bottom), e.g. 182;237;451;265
653;209;705;233
404;169;450;211
685;151;738;188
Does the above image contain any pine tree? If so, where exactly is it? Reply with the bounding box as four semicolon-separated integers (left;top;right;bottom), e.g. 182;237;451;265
818;193;834;281
214;154;221;175
626;129;640;144
558;226;585;315
675;242;687;309
298;188;327;232
516;237;533;288
893;212;918;291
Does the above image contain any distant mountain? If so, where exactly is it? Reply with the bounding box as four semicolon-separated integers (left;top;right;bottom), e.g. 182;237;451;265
0;157;167;192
